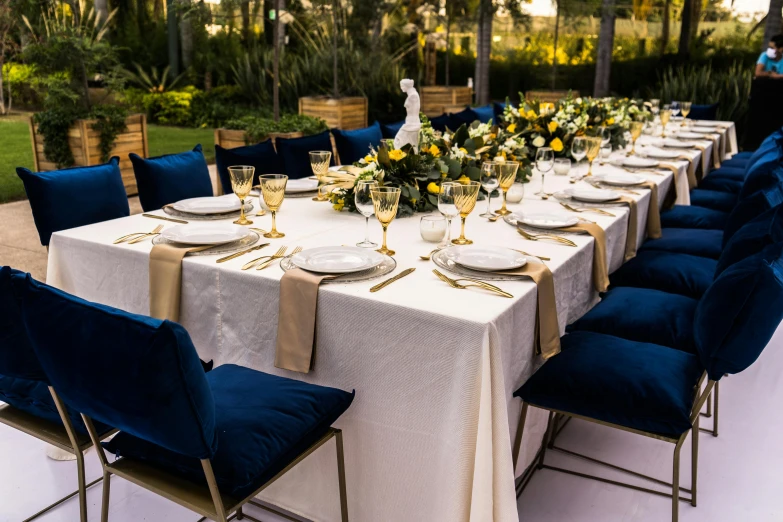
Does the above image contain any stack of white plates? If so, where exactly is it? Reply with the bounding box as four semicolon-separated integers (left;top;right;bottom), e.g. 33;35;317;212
285;178;319;194
593;173;646;186
641;148;680;160
170;195;243;216
662;139;695;149
690;128;715;134
562;187;621;202
290;246;386;274
677;131;705;140
513;211;579;229
161;224;252;246
619;157;659;169
693;121;721;127
449;246;527;272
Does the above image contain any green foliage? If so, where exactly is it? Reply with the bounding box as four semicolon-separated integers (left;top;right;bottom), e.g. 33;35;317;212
135;86;199;127
190;85;256;128
90;105;129;163
122;63;185;93
1;63;39;108
224;114;328;143
33;105;80;168
0;121;33;203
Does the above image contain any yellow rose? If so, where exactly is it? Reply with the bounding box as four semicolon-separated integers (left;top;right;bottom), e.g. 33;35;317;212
606;118;615;125
526;110;537;119
364;154;376;163
550;137;564;152
332;198;345;211
429;144;441;157
427;182;441;194
388;149;407;161
459;147;468;155
457;175;471;185
507;123;517;133
548;121;558;133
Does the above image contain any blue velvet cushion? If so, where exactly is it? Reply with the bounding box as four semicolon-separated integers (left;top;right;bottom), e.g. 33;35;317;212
104;364;354;499
730;151;754;161
739;154;783;200
380;121;404;139
687;103;718;121
20;276;217;459
639;228;723;259
214;140;284;195
716;205;783;275
332;122;383;165
660;205;728;230
473;104;495;124
430;114;452;132
721;156;750;169
130;145;213;212
610;250;717;299
695;242;783;381
567;287;698;352
449;108;478;128
689;188;738;213
0;267;45;381
275;132;334;179
16;158;130;246
493;101;508;121
698;176;742;194
703;166;745;181
722;183;783;245
515;331;704;437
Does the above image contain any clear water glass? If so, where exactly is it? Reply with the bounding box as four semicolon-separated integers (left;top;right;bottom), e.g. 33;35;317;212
535;147;555;198
438;182;460;245
571;137;587;176
479;161;499;218
355;180;379;248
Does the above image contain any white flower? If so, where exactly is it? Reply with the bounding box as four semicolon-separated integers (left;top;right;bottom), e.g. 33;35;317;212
449;145;467;160
532;136;546;148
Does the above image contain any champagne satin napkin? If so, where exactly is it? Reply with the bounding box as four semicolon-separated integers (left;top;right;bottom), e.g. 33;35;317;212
559;223;609;292
691;143;710;179
640;182;662;239
495;260;560;359
275;268;337;373
709;135;722;168
149;243;212;321
617;196;639;261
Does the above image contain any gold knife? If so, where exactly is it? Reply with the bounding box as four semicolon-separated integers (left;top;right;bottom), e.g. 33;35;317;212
369;268;416;293
216;243;270;263
143;214;188;224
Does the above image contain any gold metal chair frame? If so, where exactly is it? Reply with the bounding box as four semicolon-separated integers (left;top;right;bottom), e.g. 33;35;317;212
49;387;349;522
0;391;117;522
512;372;716;522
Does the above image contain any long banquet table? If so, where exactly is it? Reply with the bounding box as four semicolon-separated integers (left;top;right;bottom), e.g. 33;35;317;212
45;127;733;521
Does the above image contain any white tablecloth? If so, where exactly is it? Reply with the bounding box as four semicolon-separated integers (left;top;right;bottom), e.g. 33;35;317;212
47;164;674;522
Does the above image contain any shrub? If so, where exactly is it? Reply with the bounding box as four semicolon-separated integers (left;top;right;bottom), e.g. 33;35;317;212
190;85;259;128
224;114;328;143
2;63;39;108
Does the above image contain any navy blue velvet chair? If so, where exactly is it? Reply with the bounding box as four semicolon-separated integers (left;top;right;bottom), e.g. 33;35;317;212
0;267;115;522
214;140;284;195
493;101;509;122
430;113;453;132
687;103;719;121
513;242;783;522
473;104;495;124
20;275;354;522
16;158;130;247
276;131;335;179
380;121;404;139
332;121;383;165
130;145;213;212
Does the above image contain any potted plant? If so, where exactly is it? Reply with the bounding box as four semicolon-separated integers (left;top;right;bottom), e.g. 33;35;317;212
213;114;328;149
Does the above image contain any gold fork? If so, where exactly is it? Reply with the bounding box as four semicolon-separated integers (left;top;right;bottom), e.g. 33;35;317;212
512;249;550;261
242;246;287;270
621;167;663;176
517;228;577;247
114;224;163;244
559;202;615;217
587;180;640;195
257;246;301;271
432;269;513;298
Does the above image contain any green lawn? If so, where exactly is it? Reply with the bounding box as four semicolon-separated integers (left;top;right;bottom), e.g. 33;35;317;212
0;120;215;204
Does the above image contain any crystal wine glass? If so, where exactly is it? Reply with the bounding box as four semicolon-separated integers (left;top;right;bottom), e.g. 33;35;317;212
660;106;672;138
451;181;481;245
680;101;692;126
228;165;255;225
493;161;519;216
571;136;587;177
628;121;644;156
438;182;460;246
479;161;499;218
534;147;554;198
354;180;379;248
259;174;287;238
585;137;602;176
370;187;401;256
309;150;332;201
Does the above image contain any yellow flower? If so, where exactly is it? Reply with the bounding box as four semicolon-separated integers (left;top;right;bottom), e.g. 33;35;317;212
427;182;441;194
606;118;615;125
459;147;468;155
428;144;441;157
550;137;564;152
332;198;345;211
388;149;407;161
489;133;497;140
363;154;376;163
507;123;517;133
457;175;471;185
526;110;537;119
548;121;558;133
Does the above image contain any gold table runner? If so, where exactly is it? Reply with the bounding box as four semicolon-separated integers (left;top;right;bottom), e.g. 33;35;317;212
640;182;662;239
149;243;212;321
617;195;639;261
560;223;609;293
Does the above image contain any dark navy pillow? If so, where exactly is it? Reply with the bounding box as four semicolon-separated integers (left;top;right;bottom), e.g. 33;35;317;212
723;183;783;246
695;242;783;381
430;114;452;132
687;103;718;121
332;122;383;165
381;121;404;139
215;140;284;195
473;104;495;124
275;132;334;179
130;145;213;212
16;158;130;246
449;108;478;128
716;206;783;276
738;140;783;200
0;267;45;381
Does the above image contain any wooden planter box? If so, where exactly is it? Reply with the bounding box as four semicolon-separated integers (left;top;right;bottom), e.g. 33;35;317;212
28;114;148;196
420;86;473;117
298;96;368;130
525;90;581;104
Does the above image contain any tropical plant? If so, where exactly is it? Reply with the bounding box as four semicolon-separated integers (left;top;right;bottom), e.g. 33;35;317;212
223;114;328;144
122;62;186;93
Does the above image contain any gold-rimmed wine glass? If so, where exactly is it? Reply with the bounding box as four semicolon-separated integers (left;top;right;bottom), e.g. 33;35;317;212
259;174;287;238
452;181;481;245
492;161;519;216
628;121;644;156
228;165;255;225
371;187;401;256
309;150;332;201
680;101;692;126
660;106;672;137
585;137;602;176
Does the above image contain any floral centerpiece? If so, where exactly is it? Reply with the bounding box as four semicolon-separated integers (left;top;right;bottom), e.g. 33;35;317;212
328;116;531;216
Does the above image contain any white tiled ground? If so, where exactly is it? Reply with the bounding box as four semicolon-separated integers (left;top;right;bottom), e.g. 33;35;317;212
2;321;783;522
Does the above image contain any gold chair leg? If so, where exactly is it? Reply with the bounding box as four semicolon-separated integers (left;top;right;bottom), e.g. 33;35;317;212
712;381;719;437
76;450;87;522
335;430;349;522
672;435;686;522
101;470;111;522
691;416;698;507
512;402;529;471
537;412;555;470
704;390;712;417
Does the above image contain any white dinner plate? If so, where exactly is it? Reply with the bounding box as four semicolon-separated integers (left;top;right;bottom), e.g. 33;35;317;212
593;173;646;186
662;139;695;149
642;148;680;159
689;128;715;134
692;121;721;127
563;187;621;203
285;178;319;194
291;246;386;274
514;212;579;229
452;246;527;272
161;224;252;246
677;132;705;140
171;196;242;215
620;157;659;168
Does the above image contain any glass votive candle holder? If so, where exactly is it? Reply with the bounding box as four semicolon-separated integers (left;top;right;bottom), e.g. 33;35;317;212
600;145;612;159
506;182;526;203
553;158;571;176
420;215;447;243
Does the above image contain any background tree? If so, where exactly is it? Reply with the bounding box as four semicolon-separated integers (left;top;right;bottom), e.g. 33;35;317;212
594;0;615;96
474;0;492;104
0;0;20;114
763;0;783;51
659;0;670;55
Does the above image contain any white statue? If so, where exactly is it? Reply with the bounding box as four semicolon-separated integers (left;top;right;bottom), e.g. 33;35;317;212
394;79;421;152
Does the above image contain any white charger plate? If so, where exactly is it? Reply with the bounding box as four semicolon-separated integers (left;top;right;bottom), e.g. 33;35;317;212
291;246;386;274
514;212;579;229
662;139;695;149
563;187;621;203
161;224;252;246
677;132;705;140
451;246;527;272
593;173;646;186
693;121;721;127
690;128;715;134
621;157;659;168
171;196;242;215
285;178;319;194
642;149;680;159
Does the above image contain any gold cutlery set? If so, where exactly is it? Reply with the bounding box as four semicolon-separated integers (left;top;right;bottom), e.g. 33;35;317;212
559;202;615;217
241;246;302;270
113;224;163;244
517;227;578;247
433;269;513;298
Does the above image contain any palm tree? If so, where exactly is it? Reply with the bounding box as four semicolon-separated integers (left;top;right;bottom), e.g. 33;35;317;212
474;0;493;105
273;0;280;121
763;0;783;50
166;0;179;76
659;0;670;55
593;0;615;97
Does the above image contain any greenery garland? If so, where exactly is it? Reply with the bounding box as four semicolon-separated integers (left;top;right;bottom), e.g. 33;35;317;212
90;106;129;163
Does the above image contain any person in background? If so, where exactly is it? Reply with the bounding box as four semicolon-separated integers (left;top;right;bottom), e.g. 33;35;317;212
756;34;783;79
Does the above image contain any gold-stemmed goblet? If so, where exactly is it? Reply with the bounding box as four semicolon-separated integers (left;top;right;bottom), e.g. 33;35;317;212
259;174;287;238
370;187;401;256
680;101;692;126
228;165;255;225
628;121;644;156
585;137;602;176
452;181;481;245
660;107;672;138
309;150;332;201
492;161;520;216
